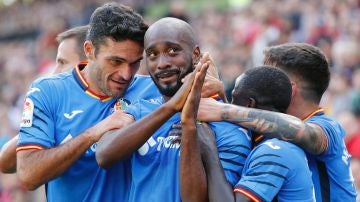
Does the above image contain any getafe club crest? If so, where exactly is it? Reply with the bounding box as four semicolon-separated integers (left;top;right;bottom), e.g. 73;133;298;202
113;98;131;112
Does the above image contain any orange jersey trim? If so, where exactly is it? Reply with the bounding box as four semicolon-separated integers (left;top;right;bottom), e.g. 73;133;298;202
210;94;220;99
75;64;112;101
301;108;329;152
234;188;262;202
16;145;44;152
75;65;89;88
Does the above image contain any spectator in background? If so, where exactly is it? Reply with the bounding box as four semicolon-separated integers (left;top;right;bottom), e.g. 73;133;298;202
53;25;88;73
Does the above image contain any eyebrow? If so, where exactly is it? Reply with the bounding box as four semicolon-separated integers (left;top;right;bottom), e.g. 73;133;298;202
146;41;181;51
107;56;143;64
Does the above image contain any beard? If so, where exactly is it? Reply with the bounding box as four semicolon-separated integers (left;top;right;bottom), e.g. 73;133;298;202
151;62;194;97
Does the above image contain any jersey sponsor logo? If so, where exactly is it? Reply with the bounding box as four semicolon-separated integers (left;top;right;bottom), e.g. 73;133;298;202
85;143;97;155
21;98;34;127
114;98;131;112
238;127;251;141
263;141;281;150
60;134;73;145
138;135;180;156
27;87;40;95
64;110;83;119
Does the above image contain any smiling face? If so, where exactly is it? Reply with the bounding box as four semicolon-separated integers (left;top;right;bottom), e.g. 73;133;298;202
144;18;199;98
84;37;143;98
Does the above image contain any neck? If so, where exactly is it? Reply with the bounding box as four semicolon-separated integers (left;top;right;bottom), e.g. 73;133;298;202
163;95;171;102
81;65;106;96
286;98;320;120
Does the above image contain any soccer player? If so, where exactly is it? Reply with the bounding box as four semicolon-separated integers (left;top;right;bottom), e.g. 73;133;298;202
53;25;88;73
96;17;252;202
198;43;357;201
16;3;148;201
0;25;89;174
197;66;315;201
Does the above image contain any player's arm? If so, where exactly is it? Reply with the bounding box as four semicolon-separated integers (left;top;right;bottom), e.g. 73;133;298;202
17;110;132;190
200;54;228;103
180;61;208;202
96;60;209;168
198;123;235;202
198;99;327;154
235;194;253;202
0;135;18;173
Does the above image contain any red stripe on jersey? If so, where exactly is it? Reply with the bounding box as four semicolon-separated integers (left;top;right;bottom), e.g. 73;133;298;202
16;145;44;152
234;188;262;202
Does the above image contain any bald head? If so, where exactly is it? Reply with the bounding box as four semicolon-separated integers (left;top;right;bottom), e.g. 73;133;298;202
144;17;201;98
144;17;197;49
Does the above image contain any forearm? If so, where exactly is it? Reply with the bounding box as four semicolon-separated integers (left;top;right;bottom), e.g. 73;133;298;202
221;104;327;154
96;104;176;168
17;130;96;190
202;142;234;202
0;136;18;173
180;124;207;202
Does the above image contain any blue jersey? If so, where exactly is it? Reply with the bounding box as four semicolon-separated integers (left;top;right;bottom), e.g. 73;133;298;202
234;138;315;202
17;66;159;202
305;109;356;201
124;97;252;202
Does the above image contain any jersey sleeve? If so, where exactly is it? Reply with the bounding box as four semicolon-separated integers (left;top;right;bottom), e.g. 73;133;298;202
17;80;56;151
208;121;252;187
307;116;345;159
234;140;291;201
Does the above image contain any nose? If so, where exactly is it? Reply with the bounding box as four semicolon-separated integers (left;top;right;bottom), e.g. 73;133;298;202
117;64;133;81
157;54;171;70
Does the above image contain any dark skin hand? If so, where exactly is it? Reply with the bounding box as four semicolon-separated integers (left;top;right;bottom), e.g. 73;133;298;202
180;60;209;202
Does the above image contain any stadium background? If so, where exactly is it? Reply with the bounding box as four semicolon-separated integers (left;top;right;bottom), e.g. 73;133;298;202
0;0;359;201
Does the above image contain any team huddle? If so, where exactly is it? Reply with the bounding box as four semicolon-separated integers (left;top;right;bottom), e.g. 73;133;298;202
0;2;356;202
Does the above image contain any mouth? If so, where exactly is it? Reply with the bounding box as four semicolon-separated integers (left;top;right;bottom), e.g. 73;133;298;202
110;78;128;88
155;69;180;83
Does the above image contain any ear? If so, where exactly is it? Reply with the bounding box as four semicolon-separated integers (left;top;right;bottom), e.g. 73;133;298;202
291;81;297;99
247;97;257;108
84;40;95;60
192;46;201;68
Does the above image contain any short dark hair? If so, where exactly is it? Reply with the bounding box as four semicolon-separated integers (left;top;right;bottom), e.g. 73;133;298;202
87;2;148;55
263;43;330;103
232;66;292;113
56;25;89;60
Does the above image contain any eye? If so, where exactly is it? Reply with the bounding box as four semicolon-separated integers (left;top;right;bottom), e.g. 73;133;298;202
168;47;178;55
146;50;156;58
110;59;123;66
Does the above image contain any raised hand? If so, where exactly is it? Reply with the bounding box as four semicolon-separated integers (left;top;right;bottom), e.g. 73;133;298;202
168;53;210;112
181;59;209;123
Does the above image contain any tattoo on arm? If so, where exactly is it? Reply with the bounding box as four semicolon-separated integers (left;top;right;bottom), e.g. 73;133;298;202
221;104;327;154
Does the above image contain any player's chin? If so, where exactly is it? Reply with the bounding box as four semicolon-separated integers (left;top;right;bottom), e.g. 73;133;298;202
111;87;128;98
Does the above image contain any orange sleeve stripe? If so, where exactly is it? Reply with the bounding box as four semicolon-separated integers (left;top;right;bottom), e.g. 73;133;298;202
210;94;220;99
234;188;261;202
16;145;44;152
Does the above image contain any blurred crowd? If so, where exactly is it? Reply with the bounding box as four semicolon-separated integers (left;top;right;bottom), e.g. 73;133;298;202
0;0;360;201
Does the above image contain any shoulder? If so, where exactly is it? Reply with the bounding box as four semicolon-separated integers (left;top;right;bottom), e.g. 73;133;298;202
253;139;305;164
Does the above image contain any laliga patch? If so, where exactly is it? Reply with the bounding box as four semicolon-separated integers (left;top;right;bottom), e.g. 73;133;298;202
21;98;34;127
114;98;130;111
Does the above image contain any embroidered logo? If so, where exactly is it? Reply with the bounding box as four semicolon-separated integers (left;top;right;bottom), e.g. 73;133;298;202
114;98;131;111
21;98;34;127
